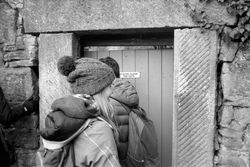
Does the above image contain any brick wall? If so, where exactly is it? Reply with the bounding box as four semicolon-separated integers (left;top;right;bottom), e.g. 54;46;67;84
0;1;39;167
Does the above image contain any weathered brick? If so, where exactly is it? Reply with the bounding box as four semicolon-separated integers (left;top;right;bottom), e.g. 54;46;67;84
0;68;37;104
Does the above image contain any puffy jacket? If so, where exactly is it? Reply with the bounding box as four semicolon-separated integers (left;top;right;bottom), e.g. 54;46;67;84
40;94;99;141
40;94;121;167
109;79;139;165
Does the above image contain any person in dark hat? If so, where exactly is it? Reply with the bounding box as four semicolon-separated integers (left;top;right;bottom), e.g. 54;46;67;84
99;57;139;167
40;56;121;167
0;85;38;167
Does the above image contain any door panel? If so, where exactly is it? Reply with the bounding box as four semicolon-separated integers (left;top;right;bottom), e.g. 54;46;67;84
135;50;149;113
84;47;173;167
162;49;174;166
122;50;136;86
148;50;162;155
110;50;123;70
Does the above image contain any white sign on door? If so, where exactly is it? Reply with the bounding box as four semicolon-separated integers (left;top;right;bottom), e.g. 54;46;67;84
120;72;140;79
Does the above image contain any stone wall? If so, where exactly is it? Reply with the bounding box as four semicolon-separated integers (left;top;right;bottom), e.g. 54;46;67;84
2;0;250;166
215;41;250;167
0;0;39;167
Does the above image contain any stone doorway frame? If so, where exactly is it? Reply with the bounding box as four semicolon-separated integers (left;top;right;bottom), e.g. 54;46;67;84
38;28;218;167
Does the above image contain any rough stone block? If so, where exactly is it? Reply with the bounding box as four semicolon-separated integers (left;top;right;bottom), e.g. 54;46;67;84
219;40;239;62
4;51;31;61
229;120;245;131
174;28;218;167
6;128;39;149
13;113;39;129
220;106;234;127
16;149;39;167
222;55;250;106
23;0;236;33
39;33;78;128
243;126;250;151
0;2;16;45
234;108;250;127
0;67;37;104
219;128;243;139
219;154;248;167
0;50;4;67
5;0;23;9
221;137;244;150
3;45;19;52
5;59;38;67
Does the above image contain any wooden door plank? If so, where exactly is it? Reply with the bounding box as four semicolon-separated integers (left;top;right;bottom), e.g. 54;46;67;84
84;51;98;58
135;50;149;113
148;49;162;159
97;51;109;59
122;50;136;86
109;50;123;73
162;49;174;167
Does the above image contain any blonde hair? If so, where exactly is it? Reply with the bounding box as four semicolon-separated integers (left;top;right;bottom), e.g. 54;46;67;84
93;86;119;143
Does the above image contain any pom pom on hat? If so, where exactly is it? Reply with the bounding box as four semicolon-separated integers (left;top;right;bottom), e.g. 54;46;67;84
57;56;76;76
57;57;115;95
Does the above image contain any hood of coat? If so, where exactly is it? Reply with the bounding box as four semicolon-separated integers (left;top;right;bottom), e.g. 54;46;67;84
51;94;100;119
110;79;139;108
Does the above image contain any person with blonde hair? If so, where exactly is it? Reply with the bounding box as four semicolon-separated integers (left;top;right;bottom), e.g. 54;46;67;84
39;56;121;167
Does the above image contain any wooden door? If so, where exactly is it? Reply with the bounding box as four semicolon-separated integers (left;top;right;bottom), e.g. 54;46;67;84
84;46;174;167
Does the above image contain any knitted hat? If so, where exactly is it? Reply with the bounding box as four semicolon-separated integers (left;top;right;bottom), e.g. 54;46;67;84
57;56;115;95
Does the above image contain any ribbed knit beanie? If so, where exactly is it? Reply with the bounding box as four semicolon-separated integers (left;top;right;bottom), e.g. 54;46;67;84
57;56;115;95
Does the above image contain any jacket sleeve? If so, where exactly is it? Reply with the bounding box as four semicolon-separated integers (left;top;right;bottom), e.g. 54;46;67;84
0;86;26;126
74;119;121;167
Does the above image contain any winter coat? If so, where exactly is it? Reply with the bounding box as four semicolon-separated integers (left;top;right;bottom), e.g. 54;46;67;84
40;94;99;141
0;86;28;167
40;94;121;167
109;79;139;165
74;117;121;167
41;118;121;167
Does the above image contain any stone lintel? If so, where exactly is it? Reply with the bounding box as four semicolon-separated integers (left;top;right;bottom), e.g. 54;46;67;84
23;0;236;33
